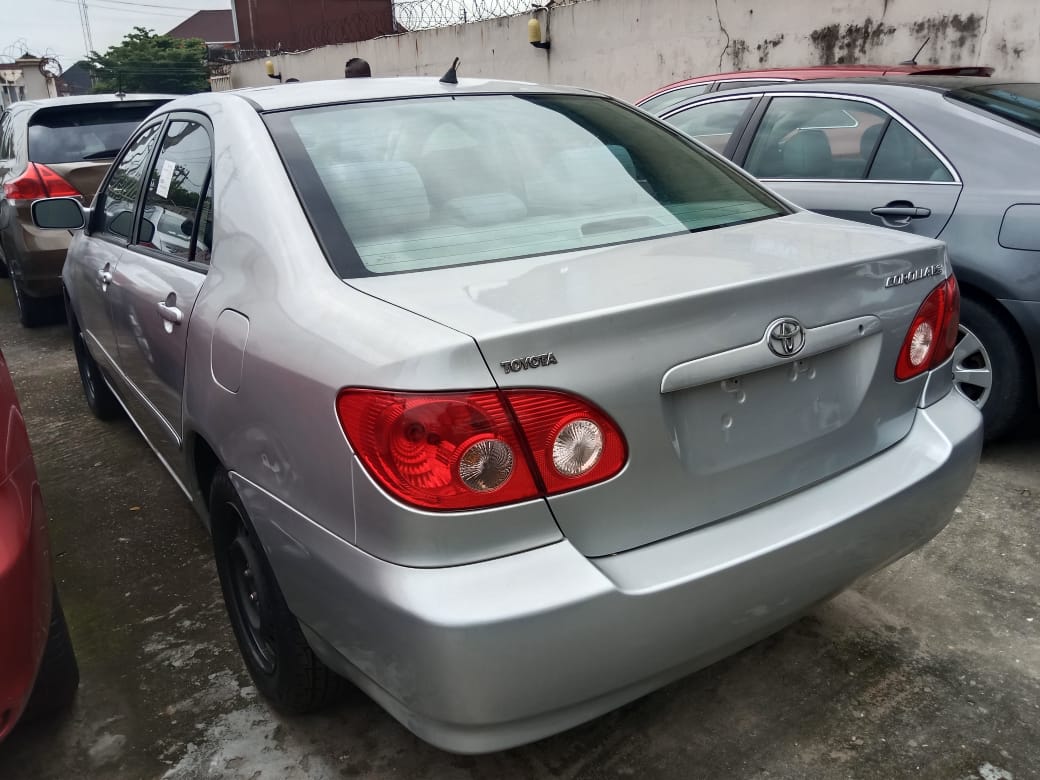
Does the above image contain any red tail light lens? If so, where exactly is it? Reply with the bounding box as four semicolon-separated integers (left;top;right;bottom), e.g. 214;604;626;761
2;163;80;201
503;389;627;494
336;388;627;511
895;274;960;381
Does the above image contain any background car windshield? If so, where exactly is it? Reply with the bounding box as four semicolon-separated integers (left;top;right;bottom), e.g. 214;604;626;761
269;94;787;275
27;102;160;164
949;83;1040;135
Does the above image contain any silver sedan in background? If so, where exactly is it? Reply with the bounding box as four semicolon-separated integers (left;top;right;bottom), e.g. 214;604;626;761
656;78;1040;440
34;78;981;752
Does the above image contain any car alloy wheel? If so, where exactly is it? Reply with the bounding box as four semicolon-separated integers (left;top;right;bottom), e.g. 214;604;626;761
952;323;993;409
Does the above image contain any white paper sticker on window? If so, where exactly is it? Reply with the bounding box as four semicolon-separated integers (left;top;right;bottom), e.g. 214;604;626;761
156;160;176;199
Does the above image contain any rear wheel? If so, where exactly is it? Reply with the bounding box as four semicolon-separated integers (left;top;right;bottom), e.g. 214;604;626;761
72;320;122;420
210;470;346;713
11;276;53;328
954;297;1031;441
21;586;80;722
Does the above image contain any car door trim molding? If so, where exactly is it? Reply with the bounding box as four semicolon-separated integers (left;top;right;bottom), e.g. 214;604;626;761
664;90;962;185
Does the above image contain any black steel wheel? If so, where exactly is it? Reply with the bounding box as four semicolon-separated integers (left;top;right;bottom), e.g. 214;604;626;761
210;470;347;713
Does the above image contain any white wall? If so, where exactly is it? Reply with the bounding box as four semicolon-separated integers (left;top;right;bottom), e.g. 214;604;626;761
229;0;1040;101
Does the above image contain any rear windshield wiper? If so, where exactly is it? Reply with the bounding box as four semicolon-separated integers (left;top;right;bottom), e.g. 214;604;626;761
80;148;123;160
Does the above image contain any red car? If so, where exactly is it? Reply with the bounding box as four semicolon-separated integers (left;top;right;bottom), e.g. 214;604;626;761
636;64;994;115
0;345;78;741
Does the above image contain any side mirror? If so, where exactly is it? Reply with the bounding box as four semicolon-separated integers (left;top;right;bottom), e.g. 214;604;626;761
31;197;87;230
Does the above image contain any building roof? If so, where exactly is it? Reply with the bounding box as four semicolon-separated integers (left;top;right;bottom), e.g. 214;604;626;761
165;10;236;44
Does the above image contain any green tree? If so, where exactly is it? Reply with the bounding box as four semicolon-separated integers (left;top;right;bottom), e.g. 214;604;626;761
88;27;208;95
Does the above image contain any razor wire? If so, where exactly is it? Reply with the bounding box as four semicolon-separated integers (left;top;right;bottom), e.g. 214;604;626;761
393;0;534;30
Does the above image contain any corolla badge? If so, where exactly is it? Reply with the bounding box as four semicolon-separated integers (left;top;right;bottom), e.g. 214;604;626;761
767;318;806;357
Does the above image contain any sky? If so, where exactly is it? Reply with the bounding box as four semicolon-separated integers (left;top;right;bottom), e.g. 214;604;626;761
4;0;233;70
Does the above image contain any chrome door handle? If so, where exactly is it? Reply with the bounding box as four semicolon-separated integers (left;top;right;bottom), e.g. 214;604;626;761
157;301;184;325
870;205;931;219
97;269;112;284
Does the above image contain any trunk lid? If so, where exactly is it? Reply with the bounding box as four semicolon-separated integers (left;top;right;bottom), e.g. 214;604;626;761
351;212;948;556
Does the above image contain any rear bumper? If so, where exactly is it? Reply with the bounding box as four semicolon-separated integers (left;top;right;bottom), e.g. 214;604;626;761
238;390;982;754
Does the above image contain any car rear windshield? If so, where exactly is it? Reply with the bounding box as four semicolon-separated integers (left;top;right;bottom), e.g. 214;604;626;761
948;83;1040;135
265;94;788;277
28;101;165;164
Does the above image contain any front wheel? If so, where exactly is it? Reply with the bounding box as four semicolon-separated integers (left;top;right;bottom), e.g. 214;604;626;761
210;470;346;714
21;586;80;722
953;297;1031;441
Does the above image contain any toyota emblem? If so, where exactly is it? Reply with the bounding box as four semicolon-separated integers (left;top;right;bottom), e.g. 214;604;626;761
767;318;806;357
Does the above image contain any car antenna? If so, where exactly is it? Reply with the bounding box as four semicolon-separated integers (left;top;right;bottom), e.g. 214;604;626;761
900;37;930;66
440;57;461;84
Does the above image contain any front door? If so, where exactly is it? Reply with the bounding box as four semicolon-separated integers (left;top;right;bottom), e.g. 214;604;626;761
73;121;164;370
738;94;962;239
108;116;214;481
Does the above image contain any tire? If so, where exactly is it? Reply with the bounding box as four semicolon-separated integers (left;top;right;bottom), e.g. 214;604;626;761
72;319;123;420
210;470;346;713
953;296;1031;441
21;586;80;722
11;275;53;328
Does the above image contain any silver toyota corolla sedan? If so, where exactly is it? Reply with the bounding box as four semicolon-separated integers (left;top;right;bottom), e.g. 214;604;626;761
33;77;982;753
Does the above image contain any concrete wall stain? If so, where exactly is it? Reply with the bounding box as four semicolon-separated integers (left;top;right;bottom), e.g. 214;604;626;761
911;13;984;51
730;38;750;70
810;19;896;65
756;34;784;65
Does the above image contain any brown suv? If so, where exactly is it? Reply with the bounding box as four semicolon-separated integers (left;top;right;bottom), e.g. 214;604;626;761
0;94;171;326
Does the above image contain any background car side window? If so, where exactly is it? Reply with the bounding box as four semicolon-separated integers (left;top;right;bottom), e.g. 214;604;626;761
639;84;712;115
665;98;754;154
744;96;889;180
95;123;162;241
867;121;953;182
139;120;212;262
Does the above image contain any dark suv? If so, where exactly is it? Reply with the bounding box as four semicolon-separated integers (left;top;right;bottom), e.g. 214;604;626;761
0;95;171;326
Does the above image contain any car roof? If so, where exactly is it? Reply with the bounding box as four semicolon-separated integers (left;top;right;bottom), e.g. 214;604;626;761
665;75;1015;103
195;77;596;112
642;65;994;98
4;93;175;112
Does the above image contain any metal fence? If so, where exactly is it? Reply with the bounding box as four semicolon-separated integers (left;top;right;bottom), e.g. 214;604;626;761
393;0;534;30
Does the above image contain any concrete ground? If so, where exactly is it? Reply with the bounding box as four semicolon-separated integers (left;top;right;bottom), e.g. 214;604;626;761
0;285;1036;780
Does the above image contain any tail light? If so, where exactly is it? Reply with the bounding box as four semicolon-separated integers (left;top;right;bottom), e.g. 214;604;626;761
336;388;627;511
895;274;960;381
2;163;80;201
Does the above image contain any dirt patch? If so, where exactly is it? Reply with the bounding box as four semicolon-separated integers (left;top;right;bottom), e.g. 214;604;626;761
811;19;896;65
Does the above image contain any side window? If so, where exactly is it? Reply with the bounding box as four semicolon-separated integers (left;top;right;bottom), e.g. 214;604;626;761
665;98;754;154
639;84;713;116
744;96;889;180
868;121;953;182
139;120;213;263
194;179;214;265
0;112;12;159
96;122;163;241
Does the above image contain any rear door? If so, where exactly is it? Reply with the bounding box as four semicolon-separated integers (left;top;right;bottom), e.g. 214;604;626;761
109;114;213;478
736;93;962;239
72;120;165;369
